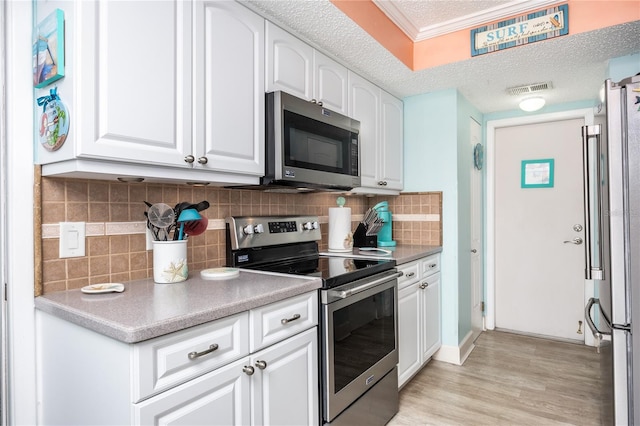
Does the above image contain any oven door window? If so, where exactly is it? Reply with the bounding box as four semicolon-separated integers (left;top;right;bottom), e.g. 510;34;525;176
284;110;357;176
331;286;396;393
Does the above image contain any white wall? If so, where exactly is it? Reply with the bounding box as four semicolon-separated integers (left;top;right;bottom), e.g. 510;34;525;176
4;1;37;424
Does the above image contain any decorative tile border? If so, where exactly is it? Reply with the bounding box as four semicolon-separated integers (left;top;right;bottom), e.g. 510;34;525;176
42;214;440;238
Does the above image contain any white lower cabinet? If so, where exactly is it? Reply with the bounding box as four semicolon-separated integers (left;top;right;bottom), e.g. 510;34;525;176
250;327;318;425
397;254;441;388
36;291;318;425
135;328;318;426
135;356;251;425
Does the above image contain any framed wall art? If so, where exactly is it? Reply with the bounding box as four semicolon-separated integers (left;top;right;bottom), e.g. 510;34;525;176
33;9;65;88
521;159;554;188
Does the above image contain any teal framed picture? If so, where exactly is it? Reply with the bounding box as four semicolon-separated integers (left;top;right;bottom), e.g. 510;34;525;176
33;9;65;88
521;159;554;188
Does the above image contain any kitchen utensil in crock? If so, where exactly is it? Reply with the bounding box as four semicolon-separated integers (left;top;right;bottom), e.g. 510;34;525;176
176;208;202;240
147;203;175;241
183;215;208;237
187;200;210;212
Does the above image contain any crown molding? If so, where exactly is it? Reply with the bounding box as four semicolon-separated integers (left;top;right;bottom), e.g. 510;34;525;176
373;0;563;42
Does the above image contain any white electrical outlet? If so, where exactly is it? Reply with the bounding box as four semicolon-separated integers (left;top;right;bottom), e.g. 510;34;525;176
146;227;154;251
59;222;86;258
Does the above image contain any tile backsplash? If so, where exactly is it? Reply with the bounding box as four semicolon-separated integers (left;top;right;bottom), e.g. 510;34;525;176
39;177;442;294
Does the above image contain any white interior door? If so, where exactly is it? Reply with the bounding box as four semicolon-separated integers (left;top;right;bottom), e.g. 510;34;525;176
470;118;483;339
494;118;585;341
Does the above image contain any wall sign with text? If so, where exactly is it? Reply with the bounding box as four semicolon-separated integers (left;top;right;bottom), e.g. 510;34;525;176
471;4;568;57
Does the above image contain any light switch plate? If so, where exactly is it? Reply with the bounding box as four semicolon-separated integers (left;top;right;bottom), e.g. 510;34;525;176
59;222;86;258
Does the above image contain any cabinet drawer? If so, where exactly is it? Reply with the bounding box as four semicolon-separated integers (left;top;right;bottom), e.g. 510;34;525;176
397;261;419;290
134;312;249;402
421;254;440;277
250;291;318;352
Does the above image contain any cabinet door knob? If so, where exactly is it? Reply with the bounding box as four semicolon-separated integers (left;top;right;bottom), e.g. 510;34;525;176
243;366;255;376
197;156;208;165
419;282;428;289
255;360;268;370
184;155;195;164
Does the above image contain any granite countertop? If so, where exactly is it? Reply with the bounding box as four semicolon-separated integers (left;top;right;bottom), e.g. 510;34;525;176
35;270;322;344
320;244;442;265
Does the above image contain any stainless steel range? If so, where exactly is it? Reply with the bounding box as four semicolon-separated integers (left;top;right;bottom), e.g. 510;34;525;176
226;215;400;425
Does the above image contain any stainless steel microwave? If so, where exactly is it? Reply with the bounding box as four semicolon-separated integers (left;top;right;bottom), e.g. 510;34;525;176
263;91;360;191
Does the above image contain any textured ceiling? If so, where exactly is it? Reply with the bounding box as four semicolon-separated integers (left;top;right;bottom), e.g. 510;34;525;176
243;0;640;113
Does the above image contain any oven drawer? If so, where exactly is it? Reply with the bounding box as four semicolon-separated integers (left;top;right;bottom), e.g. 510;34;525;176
134;312;249;402
250;291;318;352
421;254;441;277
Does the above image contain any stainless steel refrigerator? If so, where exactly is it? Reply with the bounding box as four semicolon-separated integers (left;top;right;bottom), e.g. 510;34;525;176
583;74;640;425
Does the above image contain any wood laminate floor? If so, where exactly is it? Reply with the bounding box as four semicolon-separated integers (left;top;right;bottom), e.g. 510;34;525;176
388;330;605;425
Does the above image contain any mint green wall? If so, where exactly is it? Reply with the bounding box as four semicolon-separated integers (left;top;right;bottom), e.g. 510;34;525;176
404;88;482;348
608;53;640;82
404;89;459;347
456;93;483;342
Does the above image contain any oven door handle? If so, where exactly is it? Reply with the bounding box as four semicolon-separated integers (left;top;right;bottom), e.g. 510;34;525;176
333;271;402;299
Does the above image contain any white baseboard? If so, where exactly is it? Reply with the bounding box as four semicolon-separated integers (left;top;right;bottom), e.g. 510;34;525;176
432;331;476;365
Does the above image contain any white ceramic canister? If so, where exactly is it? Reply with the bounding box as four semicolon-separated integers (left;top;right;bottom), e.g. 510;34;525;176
152;240;188;283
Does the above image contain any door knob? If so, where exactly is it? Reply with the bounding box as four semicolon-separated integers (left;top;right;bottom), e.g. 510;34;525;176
564;237;583;245
471;249;477;253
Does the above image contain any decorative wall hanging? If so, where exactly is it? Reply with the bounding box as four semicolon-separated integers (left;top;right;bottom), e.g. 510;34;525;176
33;9;65;88
37;87;69;152
473;143;484;170
471;4;568;57
521;159;554;188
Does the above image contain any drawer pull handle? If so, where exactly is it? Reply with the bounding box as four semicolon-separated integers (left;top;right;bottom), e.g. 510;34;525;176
405;272;415;278
255;360;268;370
281;313;301;325
243;366;255;376
429;264;437;268
188;343;219;360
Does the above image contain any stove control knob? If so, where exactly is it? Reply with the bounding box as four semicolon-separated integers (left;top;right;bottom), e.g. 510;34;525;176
302;222;313;231
242;224;254;235
254;224;265;234
312;221;319;230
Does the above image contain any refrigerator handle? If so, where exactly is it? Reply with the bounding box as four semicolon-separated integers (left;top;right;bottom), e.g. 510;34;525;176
581;125;604;280
585;297;612;351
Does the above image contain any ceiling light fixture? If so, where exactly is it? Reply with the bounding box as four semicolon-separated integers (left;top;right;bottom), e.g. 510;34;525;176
519;97;546;112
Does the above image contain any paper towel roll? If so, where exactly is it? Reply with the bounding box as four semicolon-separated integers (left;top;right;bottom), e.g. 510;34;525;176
328;207;353;252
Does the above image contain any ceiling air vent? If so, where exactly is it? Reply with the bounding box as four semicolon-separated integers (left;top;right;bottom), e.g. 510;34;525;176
507;82;553;96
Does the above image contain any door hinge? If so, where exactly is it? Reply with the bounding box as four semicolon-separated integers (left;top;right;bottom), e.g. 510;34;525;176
481;301;485;312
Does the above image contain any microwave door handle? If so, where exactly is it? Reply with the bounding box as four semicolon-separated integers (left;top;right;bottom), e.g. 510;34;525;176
581;125;604;280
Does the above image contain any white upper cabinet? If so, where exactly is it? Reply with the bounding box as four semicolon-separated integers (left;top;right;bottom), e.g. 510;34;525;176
266;22;348;114
74;0;193;165
194;0;265;176
380;91;404;190
313;51;348;114
266;22;313;100
349;72;404;194
36;0;264;185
